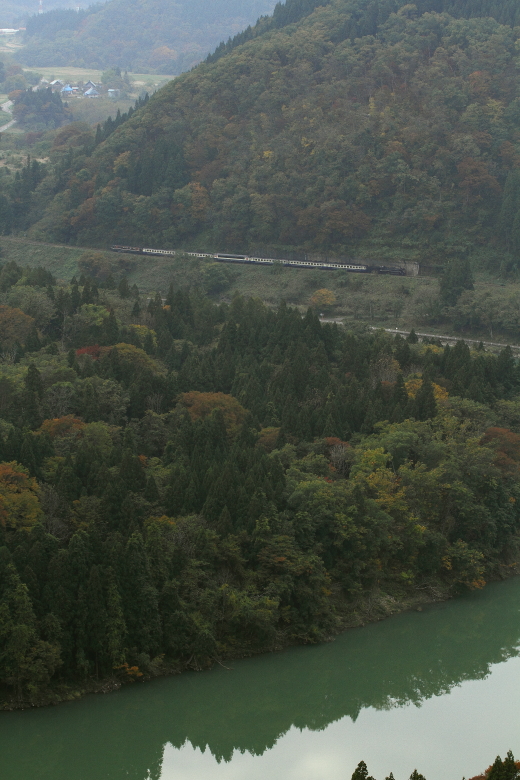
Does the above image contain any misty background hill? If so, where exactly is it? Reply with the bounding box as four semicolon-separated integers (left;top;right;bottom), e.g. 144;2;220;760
1;0;74;28
16;0;277;74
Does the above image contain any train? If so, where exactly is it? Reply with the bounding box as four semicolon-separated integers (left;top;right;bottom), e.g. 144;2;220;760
109;245;406;275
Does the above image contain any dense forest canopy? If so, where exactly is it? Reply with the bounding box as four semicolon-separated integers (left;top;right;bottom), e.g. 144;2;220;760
3;0;520;713
17;0;277;74
15;0;520;275
1;251;520;706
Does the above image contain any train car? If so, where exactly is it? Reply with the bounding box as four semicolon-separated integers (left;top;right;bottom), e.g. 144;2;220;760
214;254;250;263
318;262;369;272
142;247;176;256
109;245;408;276
110;245;142;254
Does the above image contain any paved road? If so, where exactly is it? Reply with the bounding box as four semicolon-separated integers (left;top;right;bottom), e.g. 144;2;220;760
0;99;16;131
319;319;520;352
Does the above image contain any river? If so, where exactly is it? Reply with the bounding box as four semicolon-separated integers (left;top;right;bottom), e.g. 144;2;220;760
1;577;520;780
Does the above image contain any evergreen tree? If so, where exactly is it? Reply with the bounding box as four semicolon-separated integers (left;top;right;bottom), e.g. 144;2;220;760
122;532;161;655
439;259;474;307
498;170;520;250
85;565;108;676
103;309;119;345
105;570;126;668
0;564;61;699
414;376;437;421
118;277;131;298
25;326;41;353
351;762;376;780
24;363;44;400
487;752;519;780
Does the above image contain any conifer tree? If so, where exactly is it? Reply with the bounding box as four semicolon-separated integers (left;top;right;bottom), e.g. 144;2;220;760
25;363;44;400
498;170;520;249
118;277;130;299
351;761;376;780
486;751;519;780
25;326;41;353
103;309;119;346
414;376;437;421
439;259;474;307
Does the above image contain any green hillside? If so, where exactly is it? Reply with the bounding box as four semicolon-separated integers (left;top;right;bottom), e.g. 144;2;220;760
18;0;520;274
17;0;276;74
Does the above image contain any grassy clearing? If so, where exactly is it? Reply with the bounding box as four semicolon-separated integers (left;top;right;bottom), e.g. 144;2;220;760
0;238;86;281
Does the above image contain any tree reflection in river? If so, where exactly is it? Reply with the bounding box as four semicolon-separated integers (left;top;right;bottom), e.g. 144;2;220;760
1;577;519;780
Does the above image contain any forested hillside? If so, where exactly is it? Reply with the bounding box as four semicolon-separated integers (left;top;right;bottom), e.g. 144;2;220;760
18;0;520;274
1;254;520;706
0;0;72;28
18;0;277;74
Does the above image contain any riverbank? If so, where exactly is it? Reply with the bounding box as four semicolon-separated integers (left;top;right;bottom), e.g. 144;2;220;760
0;574;509;712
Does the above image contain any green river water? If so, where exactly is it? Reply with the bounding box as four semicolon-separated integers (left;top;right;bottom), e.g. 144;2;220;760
1;578;520;780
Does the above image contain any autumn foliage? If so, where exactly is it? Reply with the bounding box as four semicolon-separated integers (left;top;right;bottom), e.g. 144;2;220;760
39;416;86;440
76;345;100;359
310;289;337;310
0;305;35;348
178;392;248;433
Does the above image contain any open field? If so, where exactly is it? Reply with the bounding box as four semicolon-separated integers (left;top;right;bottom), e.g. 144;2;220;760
2;236;520;343
0;38;22;56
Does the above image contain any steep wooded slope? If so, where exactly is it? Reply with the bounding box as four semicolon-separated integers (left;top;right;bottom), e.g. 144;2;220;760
31;0;520;268
18;0;276;74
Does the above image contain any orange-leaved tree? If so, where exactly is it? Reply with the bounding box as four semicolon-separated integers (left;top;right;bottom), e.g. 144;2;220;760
39;415;86;440
178;392;248;434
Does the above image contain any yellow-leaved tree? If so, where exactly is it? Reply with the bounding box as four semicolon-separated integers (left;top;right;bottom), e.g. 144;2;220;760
310;288;337;312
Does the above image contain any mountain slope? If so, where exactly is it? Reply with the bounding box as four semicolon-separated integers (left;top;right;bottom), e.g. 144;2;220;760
30;0;520;268
1;0;73;28
18;0;277;74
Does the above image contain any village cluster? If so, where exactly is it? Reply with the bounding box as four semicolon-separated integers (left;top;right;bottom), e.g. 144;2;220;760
37;78;121;98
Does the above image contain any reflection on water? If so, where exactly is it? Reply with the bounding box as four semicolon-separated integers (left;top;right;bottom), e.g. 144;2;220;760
1;578;520;780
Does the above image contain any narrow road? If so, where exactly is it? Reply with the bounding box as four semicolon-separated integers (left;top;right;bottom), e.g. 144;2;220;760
1;233;519;351
0;99;16;131
319;320;520;352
